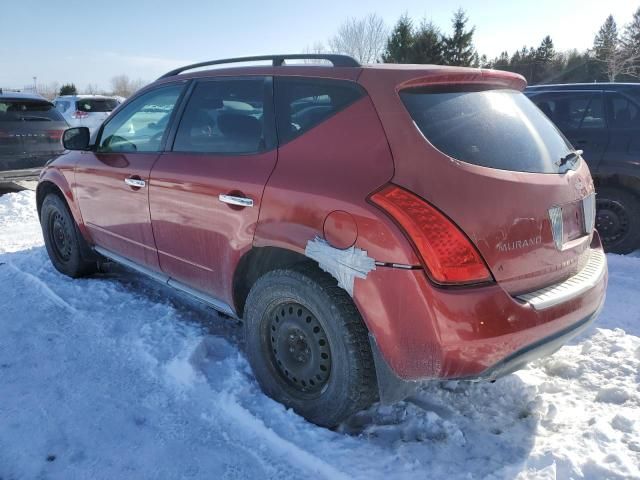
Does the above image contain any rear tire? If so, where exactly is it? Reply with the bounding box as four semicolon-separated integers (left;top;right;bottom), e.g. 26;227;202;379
41;193;97;277
243;266;378;428
596;186;640;254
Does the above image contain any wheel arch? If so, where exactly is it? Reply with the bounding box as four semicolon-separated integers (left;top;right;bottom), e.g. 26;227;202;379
232;245;313;318
36;170;90;243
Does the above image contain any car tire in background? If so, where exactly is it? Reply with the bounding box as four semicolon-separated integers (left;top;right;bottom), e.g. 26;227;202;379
596;186;640;254
243;266;378;428
41;194;97;277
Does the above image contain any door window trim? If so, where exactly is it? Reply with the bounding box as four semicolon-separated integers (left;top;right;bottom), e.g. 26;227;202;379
165;75;277;156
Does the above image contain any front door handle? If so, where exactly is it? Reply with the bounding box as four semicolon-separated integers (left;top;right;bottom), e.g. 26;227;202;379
124;177;146;188
218;194;254;207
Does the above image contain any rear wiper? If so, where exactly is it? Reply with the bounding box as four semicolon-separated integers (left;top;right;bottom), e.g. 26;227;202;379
557;149;583;167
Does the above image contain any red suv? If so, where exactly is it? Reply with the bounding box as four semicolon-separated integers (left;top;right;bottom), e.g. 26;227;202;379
37;54;607;427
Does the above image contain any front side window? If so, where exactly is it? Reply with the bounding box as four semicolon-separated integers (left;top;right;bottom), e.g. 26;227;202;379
401;88;576;174
275;77;365;144
98;84;184;153
173;78;269;154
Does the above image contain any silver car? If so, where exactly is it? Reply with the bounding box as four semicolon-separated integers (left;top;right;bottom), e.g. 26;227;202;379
53;95;120;134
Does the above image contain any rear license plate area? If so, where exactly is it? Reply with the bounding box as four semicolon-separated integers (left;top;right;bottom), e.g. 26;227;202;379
562;201;586;242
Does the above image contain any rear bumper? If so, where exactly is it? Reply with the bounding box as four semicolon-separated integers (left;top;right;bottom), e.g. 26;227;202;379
0;154;58;183
353;233;608;381
0;167;43;183
467;301;602;381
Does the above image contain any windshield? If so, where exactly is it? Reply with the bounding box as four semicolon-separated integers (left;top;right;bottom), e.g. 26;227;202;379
75;98;118;113
0;99;65;122
400;88;577;174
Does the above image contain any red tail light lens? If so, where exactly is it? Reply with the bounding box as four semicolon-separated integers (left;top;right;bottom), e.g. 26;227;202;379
370;185;492;285
45;129;64;141
73;110;88;119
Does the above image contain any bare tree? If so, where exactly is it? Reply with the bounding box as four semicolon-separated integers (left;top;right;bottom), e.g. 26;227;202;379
84;83;100;95
38;81;60;100
110;74;146;98
328;14;388;64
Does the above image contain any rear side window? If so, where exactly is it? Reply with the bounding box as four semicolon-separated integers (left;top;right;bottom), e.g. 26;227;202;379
532;92;606;130
76;98;118;113
400;88;575;174
607;93;640;128
0;100;65;122
173;78;271;154
54;100;71;113
275;77;365;144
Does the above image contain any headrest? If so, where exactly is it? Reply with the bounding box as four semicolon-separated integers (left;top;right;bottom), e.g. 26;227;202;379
218;113;261;138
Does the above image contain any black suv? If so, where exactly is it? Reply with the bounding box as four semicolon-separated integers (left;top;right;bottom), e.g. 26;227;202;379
0;89;68;184
526;83;640;253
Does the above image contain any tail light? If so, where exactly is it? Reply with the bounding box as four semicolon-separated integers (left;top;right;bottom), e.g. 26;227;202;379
45;129;64;141
370;185;492;285
72;110;88;119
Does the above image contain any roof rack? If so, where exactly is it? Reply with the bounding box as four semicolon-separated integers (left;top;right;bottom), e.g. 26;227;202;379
158;54;361;79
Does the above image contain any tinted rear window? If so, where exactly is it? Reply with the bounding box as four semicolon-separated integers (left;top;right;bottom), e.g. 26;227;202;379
0;100;65;122
275;77;365;144
75;98;118;112
400;88;576;174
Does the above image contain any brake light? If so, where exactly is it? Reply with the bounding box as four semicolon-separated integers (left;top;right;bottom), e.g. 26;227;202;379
45;129;64;141
73;110;88;119
370;185;492;285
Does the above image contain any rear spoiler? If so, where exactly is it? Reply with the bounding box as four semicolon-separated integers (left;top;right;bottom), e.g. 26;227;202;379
397;69;527;93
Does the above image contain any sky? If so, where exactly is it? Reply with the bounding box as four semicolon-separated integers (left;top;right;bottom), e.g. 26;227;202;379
0;0;637;91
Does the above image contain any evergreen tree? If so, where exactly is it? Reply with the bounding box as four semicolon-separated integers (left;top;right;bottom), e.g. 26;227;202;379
382;15;414;63
621;7;640;78
410;21;444;64
59;83;77;96
593;15;620;81
534;35;556;83
443;8;476;66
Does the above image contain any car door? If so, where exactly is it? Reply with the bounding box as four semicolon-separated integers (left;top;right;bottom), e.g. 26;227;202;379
148;76;277;306
530;90;608;171
75;83;186;270
602;91;640;174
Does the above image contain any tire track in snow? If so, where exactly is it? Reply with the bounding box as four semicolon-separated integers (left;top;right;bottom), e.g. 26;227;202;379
2;261;78;314
212;392;350;480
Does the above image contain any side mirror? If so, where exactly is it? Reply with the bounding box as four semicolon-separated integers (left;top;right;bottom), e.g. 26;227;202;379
62;127;91;151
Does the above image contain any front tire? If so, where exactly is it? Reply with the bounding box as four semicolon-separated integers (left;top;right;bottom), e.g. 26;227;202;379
244;266;378;428
41;194;97;278
596;186;640;254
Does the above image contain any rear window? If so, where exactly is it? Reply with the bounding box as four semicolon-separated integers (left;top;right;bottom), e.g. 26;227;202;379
0;100;65;122
75;98;118;113
400;88;576;174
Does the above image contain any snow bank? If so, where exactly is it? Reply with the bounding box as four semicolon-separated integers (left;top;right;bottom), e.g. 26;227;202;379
0;190;638;479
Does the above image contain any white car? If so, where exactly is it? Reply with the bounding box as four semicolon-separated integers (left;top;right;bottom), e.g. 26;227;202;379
53;95;121;134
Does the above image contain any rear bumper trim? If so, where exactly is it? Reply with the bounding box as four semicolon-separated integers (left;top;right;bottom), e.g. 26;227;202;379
516;248;606;310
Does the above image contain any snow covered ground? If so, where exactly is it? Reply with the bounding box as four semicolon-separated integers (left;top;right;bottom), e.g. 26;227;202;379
0;189;638;480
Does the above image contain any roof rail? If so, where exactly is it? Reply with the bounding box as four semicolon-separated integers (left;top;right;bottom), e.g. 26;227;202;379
158;54;361;79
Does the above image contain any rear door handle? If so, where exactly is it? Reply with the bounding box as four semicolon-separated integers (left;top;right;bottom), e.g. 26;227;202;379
218;194;254;207
124;177;146;188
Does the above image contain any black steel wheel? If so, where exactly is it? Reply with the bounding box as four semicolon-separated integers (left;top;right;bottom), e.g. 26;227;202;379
244;265;378;428
41;193;97;277
595;187;640;254
266;302;331;395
